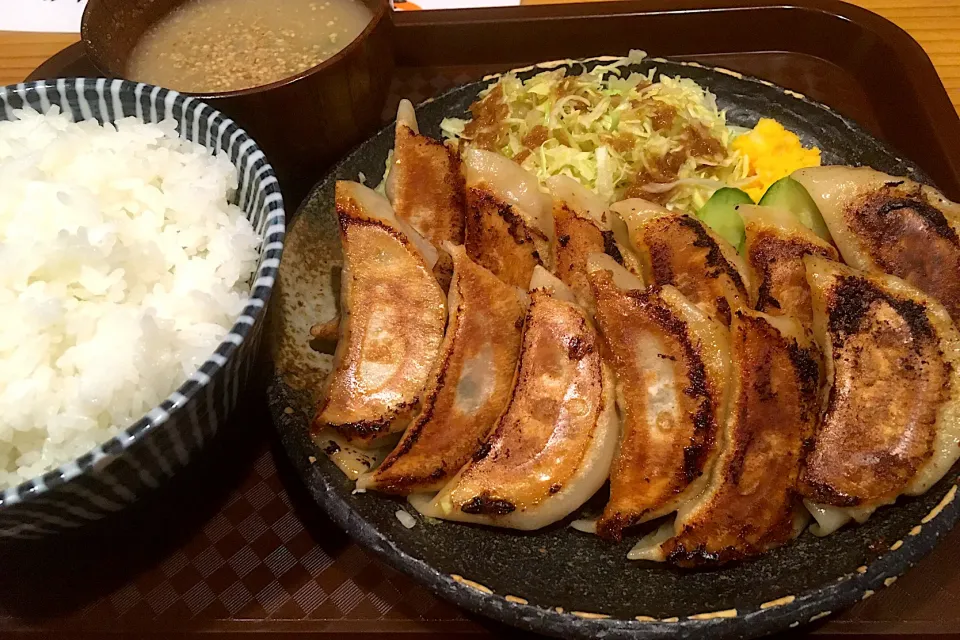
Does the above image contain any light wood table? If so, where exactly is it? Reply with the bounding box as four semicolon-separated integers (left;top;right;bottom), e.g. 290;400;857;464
0;0;958;115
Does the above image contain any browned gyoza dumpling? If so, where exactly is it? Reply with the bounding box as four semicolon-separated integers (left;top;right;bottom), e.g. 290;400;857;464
463;148;554;288
740;204;839;325
631;309;821;565
386;100;465;289
313;182;447;449
586;255;732;541
356;245;527;494
410;267;618;530
799;255;960;535
793;166;960;322
612;198;753;326
547;175;641;308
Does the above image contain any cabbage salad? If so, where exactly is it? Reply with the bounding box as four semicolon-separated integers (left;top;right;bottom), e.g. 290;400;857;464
441;52;751;214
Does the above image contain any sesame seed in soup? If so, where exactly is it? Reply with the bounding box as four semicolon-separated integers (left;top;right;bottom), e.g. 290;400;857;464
127;0;373;93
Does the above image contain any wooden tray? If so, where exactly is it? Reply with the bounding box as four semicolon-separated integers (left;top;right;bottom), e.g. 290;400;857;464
10;0;960;637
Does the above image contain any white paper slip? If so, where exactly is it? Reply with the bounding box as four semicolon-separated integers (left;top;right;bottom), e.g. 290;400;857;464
1;0;89;33
393;0;520;9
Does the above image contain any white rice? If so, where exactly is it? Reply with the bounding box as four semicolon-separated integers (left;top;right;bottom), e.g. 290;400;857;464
0;106;261;488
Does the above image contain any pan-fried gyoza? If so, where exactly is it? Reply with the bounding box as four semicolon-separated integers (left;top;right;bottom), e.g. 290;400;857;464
740;204;838;325
310;86;960;568
793;166;960;323
356;245;527;494
630;310;821;565
386;99;466;289
547;176;640;308
410;268;619;530
612;199;753;326
463;148;554;289
800;256;960;535
312;181;447;449
585;255;731;541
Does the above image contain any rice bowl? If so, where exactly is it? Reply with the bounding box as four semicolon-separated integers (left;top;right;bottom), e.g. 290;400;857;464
0;106;262;488
0;79;283;538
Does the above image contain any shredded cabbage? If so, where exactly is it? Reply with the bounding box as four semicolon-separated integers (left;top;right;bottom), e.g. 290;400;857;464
442;52;750;214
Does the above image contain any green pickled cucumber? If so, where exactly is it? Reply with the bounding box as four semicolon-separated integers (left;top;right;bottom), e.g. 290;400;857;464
697;187;753;252
757;177;831;240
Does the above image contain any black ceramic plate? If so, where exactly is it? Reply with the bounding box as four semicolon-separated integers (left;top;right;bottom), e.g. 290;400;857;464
266;57;960;639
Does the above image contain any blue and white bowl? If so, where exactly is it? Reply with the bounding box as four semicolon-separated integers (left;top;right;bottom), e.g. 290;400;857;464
0;79;285;539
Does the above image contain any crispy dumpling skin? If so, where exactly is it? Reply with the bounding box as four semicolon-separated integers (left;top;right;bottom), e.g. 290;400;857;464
740;204;839;325
387;100;466;289
793;166;960;322
463;148;554;288
586;255;732;541
638;311;822;565
389;100;466;246
410;267;619;530
612;198;753;326
313;182;447;449
356;245;527;494
548;176;640;308
799;255;960;534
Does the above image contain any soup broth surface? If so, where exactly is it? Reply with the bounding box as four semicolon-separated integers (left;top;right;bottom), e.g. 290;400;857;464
128;0;372;93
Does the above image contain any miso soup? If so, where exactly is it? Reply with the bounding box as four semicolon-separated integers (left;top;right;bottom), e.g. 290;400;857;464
128;0;373;93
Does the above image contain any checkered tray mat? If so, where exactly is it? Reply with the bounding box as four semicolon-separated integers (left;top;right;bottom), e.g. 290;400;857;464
78;450;467;628
0;392;475;634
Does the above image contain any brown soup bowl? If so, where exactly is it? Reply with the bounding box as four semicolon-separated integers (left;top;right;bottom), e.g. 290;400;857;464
81;0;394;206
